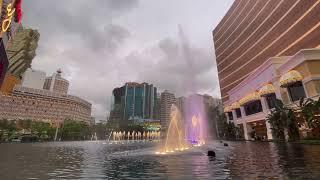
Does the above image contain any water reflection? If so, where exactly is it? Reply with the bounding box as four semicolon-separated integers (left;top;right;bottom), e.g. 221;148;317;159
0;141;320;179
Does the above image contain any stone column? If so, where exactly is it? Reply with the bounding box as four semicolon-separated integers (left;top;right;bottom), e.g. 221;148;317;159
265;120;273;140
232;110;237;120
243;122;249;140
225;113;229;123
261;96;273;140
240;106;246;117
260;97;268;112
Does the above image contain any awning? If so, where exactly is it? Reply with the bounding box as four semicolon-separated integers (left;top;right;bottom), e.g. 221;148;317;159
280;70;303;87
231;101;240;110
239;91;260;106
259;83;275;96
223;105;232;113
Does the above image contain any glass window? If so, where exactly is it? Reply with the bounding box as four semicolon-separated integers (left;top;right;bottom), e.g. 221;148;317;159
235;108;242;118
266;93;276;109
244;100;263;116
227;112;233;120
287;81;306;102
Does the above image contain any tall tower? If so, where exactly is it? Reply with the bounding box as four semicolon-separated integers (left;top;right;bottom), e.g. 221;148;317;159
43;69;69;94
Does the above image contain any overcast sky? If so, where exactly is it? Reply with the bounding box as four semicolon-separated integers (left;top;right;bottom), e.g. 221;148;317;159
22;0;233;120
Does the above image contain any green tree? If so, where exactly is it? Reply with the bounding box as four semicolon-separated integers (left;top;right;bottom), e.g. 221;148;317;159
266;99;299;141
59;119;91;141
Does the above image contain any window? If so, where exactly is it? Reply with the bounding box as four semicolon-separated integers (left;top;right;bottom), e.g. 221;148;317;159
287;81;306;102
244;100;262;116
227;112;233;120
266;93;277;109
235;108;242;118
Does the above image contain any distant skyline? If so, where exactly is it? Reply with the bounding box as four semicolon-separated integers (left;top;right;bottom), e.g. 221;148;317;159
22;0;233;119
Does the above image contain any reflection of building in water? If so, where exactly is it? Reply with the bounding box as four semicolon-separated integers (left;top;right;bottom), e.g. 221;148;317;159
0;69;92;125
213;0;320;140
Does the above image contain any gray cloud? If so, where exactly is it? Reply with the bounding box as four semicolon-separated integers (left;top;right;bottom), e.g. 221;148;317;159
21;0;232;120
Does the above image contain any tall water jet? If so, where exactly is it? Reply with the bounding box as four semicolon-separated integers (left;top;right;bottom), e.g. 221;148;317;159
157;105;189;154
185;95;208;144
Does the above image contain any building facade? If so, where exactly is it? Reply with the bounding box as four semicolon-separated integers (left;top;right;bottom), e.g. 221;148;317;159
160;90;176;133
5;26;40;78
109;82;158;127
213;0;320;140
0;0;23;87
43;69;69;94
0;86;92;125
213;0;320;103
0;69;92;125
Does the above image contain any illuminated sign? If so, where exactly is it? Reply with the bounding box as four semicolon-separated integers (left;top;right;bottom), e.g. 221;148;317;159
2;2;15;32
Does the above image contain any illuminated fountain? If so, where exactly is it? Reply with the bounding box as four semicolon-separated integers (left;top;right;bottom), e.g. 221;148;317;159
190;115;205;146
156;105;190;155
109;130;161;144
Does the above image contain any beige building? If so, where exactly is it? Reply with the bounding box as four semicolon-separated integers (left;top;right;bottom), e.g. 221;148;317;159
0;69;92;125
160;90;176;133
0;85;92;125
224;49;320;140
43;69;69;94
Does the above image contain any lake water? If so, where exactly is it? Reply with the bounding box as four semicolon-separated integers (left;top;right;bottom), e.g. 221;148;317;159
0;141;320;179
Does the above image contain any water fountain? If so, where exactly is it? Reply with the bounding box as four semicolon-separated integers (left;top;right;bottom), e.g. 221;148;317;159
156;103;206;155
156;105;190;154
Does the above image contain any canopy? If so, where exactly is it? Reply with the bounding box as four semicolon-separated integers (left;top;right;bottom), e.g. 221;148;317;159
280;70;303;87
259;83;275;96
239;91;260;106
231;101;240;110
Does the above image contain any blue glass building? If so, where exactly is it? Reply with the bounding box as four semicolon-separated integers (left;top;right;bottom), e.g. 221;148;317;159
111;82;157;126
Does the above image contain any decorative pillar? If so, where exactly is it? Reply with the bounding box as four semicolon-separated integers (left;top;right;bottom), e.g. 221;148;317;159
260;97;268;112
225;113;229;123
261;96;273;140
265;120;273;140
240;106;246;117
273;81;282;100
243;122;249;140
232;110;237;120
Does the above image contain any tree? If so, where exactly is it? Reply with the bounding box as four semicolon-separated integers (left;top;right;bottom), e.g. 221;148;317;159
266;99;299;141
59;119;91;141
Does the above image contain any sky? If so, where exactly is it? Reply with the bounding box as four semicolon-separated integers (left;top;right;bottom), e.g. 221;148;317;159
21;0;233;120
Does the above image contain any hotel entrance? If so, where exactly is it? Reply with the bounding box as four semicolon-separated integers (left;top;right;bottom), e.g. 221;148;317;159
248;120;268;141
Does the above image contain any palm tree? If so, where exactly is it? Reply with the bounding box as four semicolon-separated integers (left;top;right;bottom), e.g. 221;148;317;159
266;99;299;141
296;97;320;137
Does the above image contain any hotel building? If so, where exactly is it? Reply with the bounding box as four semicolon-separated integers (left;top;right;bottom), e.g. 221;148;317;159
213;0;320;140
0;69;92;125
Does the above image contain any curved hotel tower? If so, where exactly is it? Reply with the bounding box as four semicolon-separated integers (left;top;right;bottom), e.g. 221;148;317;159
213;0;320;140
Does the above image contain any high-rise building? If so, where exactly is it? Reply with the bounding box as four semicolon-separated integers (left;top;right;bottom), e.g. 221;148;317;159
110;82;158;127
175;96;186;120
213;0;320;103
5;26;40;78
21;68;46;89
1;26;39;92
160;90;175;133
0;0;23;87
43;69;69;94
213;0;320;140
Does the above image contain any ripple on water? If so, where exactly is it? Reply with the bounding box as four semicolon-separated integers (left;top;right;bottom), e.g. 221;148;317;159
0;141;320;179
